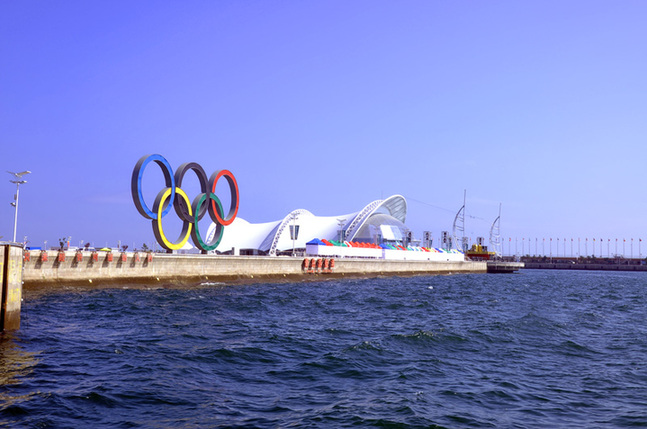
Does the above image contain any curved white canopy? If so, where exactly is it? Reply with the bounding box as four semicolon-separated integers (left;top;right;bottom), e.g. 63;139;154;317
206;195;408;255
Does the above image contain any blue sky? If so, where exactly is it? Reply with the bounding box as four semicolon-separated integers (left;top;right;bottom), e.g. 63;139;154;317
2;1;646;252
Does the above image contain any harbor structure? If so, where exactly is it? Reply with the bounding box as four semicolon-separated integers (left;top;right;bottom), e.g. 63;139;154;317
1;243;23;331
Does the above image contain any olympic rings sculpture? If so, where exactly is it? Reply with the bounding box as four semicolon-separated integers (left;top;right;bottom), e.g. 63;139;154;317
131;154;239;252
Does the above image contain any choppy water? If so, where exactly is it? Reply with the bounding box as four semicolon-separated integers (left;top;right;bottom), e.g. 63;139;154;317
1;270;646;428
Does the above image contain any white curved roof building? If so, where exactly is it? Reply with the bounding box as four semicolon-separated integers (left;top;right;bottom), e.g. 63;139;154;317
207;195;410;255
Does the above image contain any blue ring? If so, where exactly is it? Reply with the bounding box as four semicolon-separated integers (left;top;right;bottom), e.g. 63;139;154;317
131;154;175;220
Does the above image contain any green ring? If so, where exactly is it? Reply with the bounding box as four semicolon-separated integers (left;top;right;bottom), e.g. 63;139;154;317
191;193;225;252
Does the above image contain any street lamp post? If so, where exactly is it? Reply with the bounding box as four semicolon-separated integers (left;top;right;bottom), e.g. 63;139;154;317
8;170;31;243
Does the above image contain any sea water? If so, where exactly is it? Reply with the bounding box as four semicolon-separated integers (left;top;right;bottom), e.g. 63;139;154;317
1;270;646;428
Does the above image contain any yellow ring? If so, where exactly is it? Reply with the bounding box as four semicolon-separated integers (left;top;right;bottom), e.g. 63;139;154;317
156;187;192;250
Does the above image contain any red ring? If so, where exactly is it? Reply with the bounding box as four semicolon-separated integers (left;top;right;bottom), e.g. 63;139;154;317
209;169;239;226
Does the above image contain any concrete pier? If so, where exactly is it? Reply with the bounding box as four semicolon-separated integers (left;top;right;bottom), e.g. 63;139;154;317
486;261;524;273
21;250;487;288
1;244;24;331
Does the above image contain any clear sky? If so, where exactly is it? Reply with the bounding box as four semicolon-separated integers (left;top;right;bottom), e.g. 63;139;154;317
2;1;646;252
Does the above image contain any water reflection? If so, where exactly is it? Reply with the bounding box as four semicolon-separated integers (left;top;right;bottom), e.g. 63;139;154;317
0;333;40;410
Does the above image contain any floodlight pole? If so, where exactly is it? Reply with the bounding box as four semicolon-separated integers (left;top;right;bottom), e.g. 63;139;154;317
10;179;28;243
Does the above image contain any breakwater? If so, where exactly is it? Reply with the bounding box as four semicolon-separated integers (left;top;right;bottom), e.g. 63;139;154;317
22;250;487;288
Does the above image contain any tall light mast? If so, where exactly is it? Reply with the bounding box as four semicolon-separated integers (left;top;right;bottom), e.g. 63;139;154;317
8;170;31;243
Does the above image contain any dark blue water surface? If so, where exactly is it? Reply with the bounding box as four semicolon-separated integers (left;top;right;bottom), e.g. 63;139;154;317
2;270;646;428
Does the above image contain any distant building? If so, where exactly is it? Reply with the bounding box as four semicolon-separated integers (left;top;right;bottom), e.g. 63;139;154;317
206;195;408;256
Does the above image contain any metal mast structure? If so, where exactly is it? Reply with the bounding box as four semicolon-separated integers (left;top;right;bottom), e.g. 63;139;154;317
489;203;502;258
452;190;468;252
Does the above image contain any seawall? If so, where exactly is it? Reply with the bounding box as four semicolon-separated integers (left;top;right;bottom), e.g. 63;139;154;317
22;250;487;288
523;262;647;271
